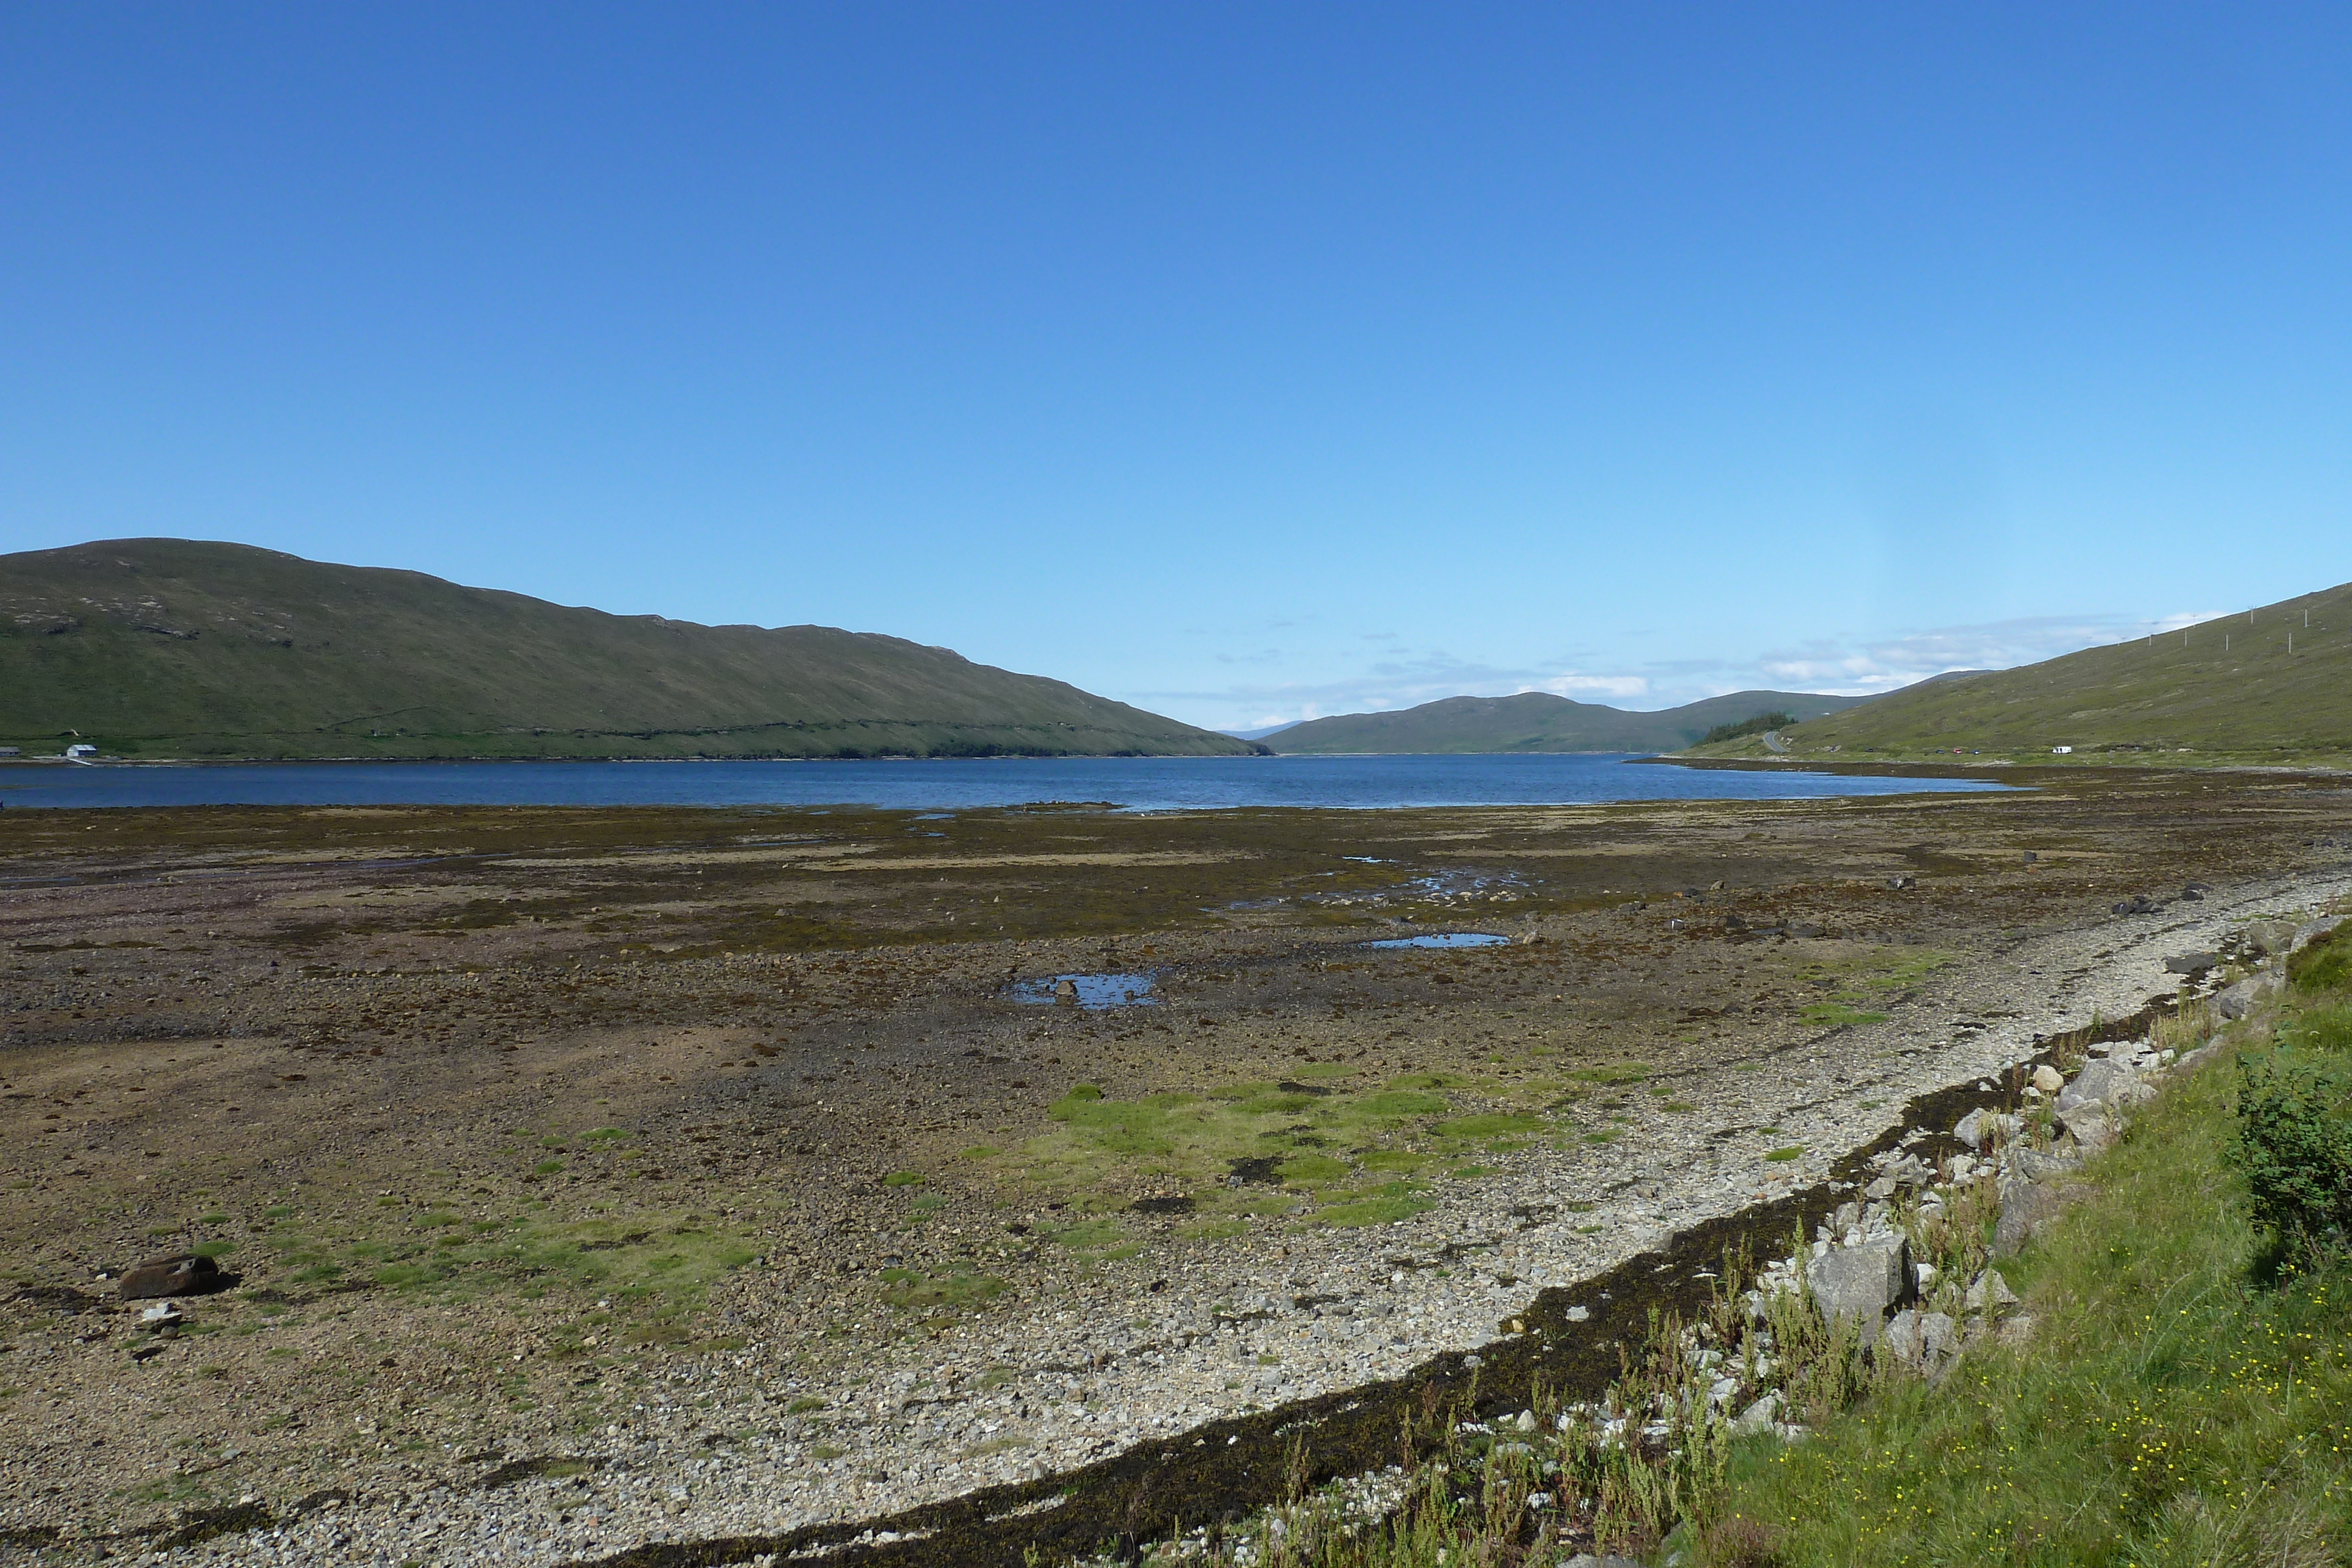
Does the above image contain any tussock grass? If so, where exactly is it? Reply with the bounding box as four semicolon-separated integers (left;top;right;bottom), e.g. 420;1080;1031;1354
1699;1022;2352;1566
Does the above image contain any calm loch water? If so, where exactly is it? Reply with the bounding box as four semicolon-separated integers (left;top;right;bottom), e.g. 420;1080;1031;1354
0;753;2009;812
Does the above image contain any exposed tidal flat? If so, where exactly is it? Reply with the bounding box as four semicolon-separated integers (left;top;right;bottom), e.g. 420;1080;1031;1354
0;752;2012;814
1;768;2347;1564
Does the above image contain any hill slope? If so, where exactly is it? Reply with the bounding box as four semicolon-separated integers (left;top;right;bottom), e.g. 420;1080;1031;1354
0;539;1260;760
1267;689;1866;754
1704;580;2352;761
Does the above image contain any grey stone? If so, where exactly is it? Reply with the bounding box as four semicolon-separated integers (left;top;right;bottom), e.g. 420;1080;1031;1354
2059;1104;2116;1154
1732;1391;1782;1433
2007;1146;2080;1182
1884;1309;1961;1377
2030;1064;2063;1094
2293;916;2346;952
2163;951;2220;975
1994;1178;2084;1258
1564;1556;1645;1568
1805;1235;1910;1343
2246;920;2298;956
2214;975;2275;1020
2171;1041;2224;1074
1964;1269;2019;1314
2055;1058;2136;1114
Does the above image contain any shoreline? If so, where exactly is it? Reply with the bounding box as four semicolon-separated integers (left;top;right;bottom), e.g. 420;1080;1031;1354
146;865;2352;1567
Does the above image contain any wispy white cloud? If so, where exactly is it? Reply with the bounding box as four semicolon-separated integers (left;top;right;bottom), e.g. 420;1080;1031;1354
1130;606;2239;731
1523;673;1650;699
1753;609;2230;695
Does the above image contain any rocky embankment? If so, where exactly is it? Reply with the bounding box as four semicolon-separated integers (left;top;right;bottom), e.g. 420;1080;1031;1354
1747;910;2338;1400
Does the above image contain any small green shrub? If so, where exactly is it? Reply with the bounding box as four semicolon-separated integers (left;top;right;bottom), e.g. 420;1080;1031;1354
2278;999;2352;1054
2235;1048;2352;1255
2288;926;2351;994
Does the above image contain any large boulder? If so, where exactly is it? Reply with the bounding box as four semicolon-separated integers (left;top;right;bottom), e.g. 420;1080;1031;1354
2059;1104;2117;1154
1965;1268;2020;1314
2007;1146;2080;1183
1805;1235;1911;1344
117;1254;221;1300
1994;1178;2087;1258
2246;920;2298;956
2055;1058;2139;1114
1883;1309;1961;1379
2215;975;2277;1020
1953;1108;2022;1150
2293;916;2347;951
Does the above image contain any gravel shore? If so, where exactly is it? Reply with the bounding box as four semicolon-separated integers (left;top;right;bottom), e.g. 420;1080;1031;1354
75;865;2343;1568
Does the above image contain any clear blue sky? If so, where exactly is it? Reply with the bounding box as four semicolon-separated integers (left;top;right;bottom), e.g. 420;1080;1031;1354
6;4;2348;731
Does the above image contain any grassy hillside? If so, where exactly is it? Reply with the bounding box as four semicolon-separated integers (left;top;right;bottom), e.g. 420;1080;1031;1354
1697;580;2352;764
0;539;1261;760
1267;689;1866;754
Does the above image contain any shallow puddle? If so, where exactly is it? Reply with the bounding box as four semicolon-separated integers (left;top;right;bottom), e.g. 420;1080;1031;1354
1364;931;1512;950
1006;971;1158;1008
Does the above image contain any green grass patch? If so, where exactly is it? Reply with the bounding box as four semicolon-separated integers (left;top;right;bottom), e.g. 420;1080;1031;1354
1428;1112;1544;1144
1762;1146;1804;1161
880;1170;926;1187
1013;1069;1484;1201
1038;1218;1127;1252
878;1266;1007;1315
1276;1153;1351;1188
1567;1062;1650;1085
1315;1182;1436;1228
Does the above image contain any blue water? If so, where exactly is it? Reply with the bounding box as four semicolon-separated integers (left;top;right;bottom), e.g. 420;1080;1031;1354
1364;932;1514;950
0;754;2010;813
1008;972;1160;1009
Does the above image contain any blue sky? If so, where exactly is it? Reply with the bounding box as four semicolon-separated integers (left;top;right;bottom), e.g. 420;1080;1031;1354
5;4;2349;731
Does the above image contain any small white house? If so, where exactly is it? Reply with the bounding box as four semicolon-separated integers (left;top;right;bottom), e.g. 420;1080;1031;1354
2050;745;2074;755
64;743;97;761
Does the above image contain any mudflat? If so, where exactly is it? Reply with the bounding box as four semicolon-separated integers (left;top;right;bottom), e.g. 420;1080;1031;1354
3;768;2348;1563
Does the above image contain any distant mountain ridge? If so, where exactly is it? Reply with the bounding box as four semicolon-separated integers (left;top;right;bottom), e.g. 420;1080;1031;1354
0;539;1262;761
1265;688;1869;754
1712;581;2352;761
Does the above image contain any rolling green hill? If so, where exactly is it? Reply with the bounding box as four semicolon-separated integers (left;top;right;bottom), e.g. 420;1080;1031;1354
0;539;1262;761
1265;688;1867;754
1693;579;2352;763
